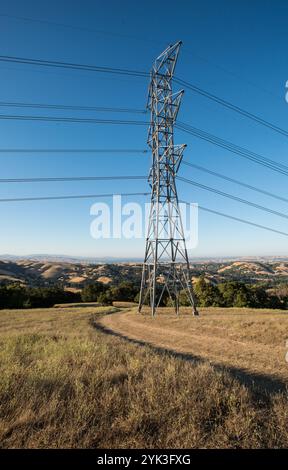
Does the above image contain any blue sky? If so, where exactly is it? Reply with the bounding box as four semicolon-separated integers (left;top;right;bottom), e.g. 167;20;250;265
0;0;288;258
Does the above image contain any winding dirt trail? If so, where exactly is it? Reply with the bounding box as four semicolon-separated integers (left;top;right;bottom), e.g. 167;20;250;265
98;308;288;386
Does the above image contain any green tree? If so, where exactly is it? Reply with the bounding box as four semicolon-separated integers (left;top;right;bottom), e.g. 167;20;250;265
97;290;113;306
5;285;26;309
218;281;250;307
81;282;106;302
110;281;138;302
194;276;224;307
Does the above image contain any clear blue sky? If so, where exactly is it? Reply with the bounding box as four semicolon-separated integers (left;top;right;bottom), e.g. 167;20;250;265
0;0;288;258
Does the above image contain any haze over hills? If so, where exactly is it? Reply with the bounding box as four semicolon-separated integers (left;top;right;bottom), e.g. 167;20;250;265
0;254;142;264
2;254;288;264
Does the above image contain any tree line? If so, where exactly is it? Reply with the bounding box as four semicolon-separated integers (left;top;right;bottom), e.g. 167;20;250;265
0;277;286;309
0;285;80;309
81;277;285;309
190;277;284;309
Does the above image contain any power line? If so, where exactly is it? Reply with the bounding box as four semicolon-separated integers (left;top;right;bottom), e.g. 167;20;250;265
0;187;285;238
0;100;146;114
1;13;279;104
182;161;288;204
1;112;287;179
3;111;286;179
175;77;288;138
180;50;281;102
2;161;285;215
0;148;148;154
0;13;279;102
178;121;288;172
177;121;288;176
2;163;286;213
1;53;287;140
178;176;288;221
180;201;288;238
0;114;148;125
0;13;157;45
0;54;148;78
0;115;288;218
0;175;146;183
0;192;149;203
0;182;285;238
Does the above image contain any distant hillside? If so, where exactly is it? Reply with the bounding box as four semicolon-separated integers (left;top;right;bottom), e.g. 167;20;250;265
1;259;288;289
0;260;143;289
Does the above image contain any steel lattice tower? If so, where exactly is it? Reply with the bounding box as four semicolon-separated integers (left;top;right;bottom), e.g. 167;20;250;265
138;41;198;317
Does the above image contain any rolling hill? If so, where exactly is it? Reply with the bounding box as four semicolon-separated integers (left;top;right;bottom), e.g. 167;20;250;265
1;258;288;289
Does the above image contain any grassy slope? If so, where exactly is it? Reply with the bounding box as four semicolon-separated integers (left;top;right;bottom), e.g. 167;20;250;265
100;307;288;383
0;306;287;448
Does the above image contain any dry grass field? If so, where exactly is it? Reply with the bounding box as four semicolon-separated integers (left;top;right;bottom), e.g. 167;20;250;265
0;305;287;448
100;307;288;386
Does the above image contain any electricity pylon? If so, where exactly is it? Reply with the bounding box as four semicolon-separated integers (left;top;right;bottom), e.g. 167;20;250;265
138;41;198;317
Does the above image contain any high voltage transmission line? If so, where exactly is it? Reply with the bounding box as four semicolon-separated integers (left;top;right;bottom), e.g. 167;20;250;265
0;192;149;203
1;164;287;211
2;110;288;178
0;114;148;125
177;176;288;221
177;121;288;176
0;13;151;42
182;161;288;204
2;109;287;177
1;136;287;185
2;110;288;217
0;179;287;237
1;172;288;222
174;77;288;138
0;148;148;153
0;188;285;237
1;169;287;220
0;101;146;114
1;13;279;103
0;175;146;183
2;153;287;207
179;201;288;238
1;54;287;138
1;46;287;255
0;54;148;77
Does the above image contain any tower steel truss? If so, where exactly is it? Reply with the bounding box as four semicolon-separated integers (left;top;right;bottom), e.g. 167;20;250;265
138;41;198;316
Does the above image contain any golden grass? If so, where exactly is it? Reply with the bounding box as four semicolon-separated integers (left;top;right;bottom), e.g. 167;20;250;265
0;306;287;448
112;301;138;308
100;307;288;384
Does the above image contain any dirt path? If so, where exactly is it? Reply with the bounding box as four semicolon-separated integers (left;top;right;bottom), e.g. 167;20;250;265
98;309;288;387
